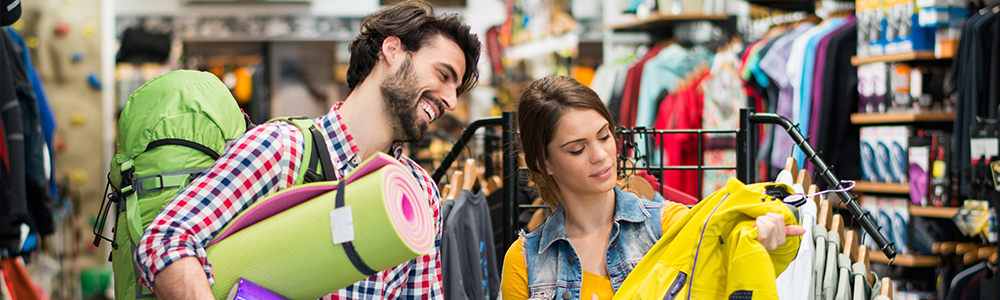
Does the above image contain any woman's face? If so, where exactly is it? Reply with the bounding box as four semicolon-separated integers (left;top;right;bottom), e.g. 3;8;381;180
543;108;617;199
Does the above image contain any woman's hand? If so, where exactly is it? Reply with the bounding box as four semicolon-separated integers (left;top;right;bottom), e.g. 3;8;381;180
754;212;806;251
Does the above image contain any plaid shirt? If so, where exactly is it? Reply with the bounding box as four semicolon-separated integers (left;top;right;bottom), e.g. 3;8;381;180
135;104;443;299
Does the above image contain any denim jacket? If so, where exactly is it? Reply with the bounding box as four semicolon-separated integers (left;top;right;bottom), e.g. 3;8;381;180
519;187;663;300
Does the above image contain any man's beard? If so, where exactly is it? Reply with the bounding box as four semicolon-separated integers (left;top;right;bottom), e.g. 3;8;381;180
380;57;428;143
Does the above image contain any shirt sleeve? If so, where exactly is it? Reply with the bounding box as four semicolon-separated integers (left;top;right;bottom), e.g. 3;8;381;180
500;239;529;300
134;123;303;290
660;201;690;234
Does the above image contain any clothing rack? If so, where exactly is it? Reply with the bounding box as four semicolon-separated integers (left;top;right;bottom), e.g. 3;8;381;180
433;108;898;262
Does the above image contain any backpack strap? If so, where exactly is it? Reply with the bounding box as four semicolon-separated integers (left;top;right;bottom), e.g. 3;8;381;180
270;117;336;184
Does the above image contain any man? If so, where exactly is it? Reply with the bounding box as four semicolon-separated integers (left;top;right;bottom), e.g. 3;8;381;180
134;1;480;299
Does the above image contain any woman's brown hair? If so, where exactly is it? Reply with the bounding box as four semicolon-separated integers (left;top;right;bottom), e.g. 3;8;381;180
516;76;616;210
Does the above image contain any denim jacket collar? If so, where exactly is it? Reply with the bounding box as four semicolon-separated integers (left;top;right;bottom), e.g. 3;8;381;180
537;187;654;254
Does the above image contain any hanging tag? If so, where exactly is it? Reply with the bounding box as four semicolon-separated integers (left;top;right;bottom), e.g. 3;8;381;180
991;161;1000;192
330;206;355;245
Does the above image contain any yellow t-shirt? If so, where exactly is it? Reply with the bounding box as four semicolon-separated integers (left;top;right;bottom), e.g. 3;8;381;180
500;202;689;300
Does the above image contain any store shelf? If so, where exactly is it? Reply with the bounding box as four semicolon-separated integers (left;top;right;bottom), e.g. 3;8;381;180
850;112;955;124
503;33;580;60
850;51;951;66
746;0;815;12
870;251;941;267
836;200;957;218
610;13;730;31
854;181;910;194
910;206;959;218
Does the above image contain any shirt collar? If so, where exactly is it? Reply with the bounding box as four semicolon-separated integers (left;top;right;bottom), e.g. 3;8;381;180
322;102;404;177
537;187;654;254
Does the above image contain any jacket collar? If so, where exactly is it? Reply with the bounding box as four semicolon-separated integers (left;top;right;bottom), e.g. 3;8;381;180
537;187;654;254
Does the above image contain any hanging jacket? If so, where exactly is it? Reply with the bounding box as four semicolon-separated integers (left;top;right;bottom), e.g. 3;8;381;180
613;178;801;300
813;225;828;300
822;231;841;299
851;262;871;300
833;253;851;300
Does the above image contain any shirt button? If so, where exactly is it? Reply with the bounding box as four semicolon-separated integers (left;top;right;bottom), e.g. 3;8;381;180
563;291;571;299
351;157;359;164
568;256;574;264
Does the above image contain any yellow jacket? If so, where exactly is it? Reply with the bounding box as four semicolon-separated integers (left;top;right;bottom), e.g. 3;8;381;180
613;178;801;300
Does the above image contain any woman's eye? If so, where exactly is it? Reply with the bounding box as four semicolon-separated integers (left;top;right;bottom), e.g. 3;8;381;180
599;134;612;141
569;148;584;155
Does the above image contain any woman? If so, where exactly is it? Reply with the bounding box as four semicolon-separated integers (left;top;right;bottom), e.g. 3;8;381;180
500;76;804;300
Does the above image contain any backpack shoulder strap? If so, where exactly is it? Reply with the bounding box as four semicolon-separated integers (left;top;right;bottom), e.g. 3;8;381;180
269;117;336;184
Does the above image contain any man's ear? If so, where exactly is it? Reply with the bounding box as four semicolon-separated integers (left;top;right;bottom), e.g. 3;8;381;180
381;36;404;66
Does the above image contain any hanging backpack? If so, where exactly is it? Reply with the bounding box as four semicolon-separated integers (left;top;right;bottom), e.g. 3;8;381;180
93;70;336;300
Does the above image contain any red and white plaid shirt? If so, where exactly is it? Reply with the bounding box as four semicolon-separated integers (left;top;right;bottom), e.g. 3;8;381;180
135;104;443;299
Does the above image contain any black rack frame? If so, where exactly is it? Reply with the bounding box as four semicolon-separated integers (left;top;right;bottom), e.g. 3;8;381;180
432;108;898;259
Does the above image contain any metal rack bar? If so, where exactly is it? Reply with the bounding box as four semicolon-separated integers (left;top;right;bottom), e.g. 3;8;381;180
501;111;519;249
744;108;898;259
431;117;502;183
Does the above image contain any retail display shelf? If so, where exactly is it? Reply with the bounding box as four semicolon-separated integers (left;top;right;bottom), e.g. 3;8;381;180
854;181;910;194
503;33;580;60
745;0;815;12
870;251;941;267
609;13;730;31
909;205;959;218
850;51;951;66
836;201;958;219
850;112;956;124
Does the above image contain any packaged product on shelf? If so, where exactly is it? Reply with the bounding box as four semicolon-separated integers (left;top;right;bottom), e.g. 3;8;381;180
873;62;889;112
876;197;896;250
930;131;953;206
858;0;873;57
890;63;911;109
870;0;888;55
884;0;936;53
909;132;933;206
875;126;897;183
861;126;879;182
916;0;949;27
890;197;911;255
888;126;910;183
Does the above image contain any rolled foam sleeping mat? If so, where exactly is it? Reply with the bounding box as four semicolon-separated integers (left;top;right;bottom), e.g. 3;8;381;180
205;153;434;300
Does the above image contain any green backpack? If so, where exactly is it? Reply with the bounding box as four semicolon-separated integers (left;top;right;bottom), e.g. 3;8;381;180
94;70;335;299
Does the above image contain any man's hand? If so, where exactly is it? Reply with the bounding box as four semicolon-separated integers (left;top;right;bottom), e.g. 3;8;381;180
151;257;215;300
754;212;806;251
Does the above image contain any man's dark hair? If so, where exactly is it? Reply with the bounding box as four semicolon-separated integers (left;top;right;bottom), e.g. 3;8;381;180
347;0;481;95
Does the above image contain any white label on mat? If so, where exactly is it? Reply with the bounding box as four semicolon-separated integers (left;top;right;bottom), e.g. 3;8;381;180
330;206;355;244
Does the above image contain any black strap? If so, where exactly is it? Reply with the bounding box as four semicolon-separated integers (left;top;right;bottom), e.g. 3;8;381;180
146;139;220;160
335;181;376;276
310;125;337;181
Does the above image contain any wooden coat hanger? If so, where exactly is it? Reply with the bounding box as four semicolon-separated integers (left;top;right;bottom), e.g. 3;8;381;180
440;184;452;201
628;176;655;200
979;246;997;261
831;214;845;252
934;241;959;255
487;175;502;193
808;184;821;214
859;245;876;285
818;200;833;230
880;277;894;299
785;157;799;180
796;169;812;190
448;170;464;200
463;159;478;192
844;230;859;262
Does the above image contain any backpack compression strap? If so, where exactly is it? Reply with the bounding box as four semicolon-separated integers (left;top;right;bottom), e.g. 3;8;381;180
276;117;335;184
120;139;222;245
